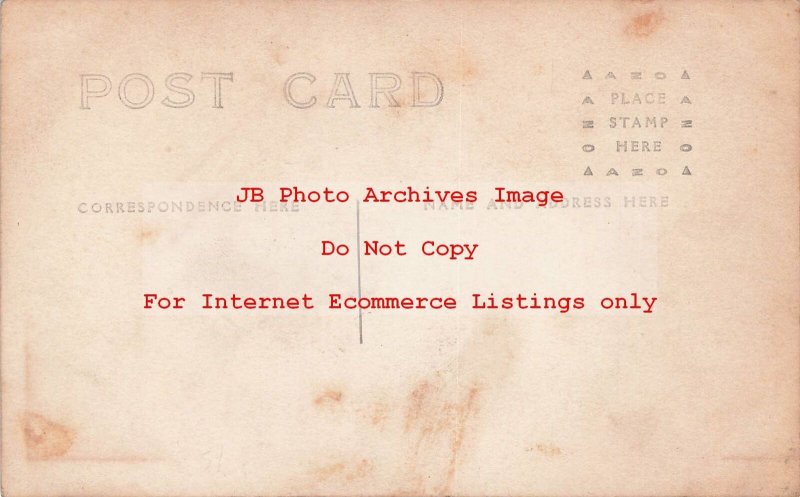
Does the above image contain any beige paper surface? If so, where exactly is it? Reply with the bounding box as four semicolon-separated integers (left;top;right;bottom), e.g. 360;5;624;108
1;0;799;495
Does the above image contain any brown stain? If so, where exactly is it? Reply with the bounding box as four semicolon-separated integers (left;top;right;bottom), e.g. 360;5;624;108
461;62;478;82
313;387;390;427
443;386;480;490
358;401;389;427
404;379;435;431
298;318;519;495
401;377;482;495
534;443;562;457
398;317;519;495
401;44;480;85
22;412;75;460
312;458;373;484
624;10;665;38
138;227;160;243
387;95;411;120
313;388;343;407
460;52;480;83
344;458;372;482
269;43;289;65
313;461;345;481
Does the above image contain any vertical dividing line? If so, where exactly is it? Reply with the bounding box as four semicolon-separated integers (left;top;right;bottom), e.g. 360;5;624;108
356;200;363;344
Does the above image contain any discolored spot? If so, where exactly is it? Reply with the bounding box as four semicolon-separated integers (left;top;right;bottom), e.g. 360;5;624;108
314;389;343;407
396;318;518;494
360;401;389;427
535;443;562;457
402;377;482;494
313;458;373;483
314;461;345;480
138;228;160;243
404;379;435;431
344;458;372;482
22;412;75;459
400;44;480;85
299;318;519;494
443;386;480;489
461;62;478;81
624;10;665;38
269;43;289;65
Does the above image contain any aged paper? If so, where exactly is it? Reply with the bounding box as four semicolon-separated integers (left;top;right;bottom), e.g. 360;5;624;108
1;0;798;495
